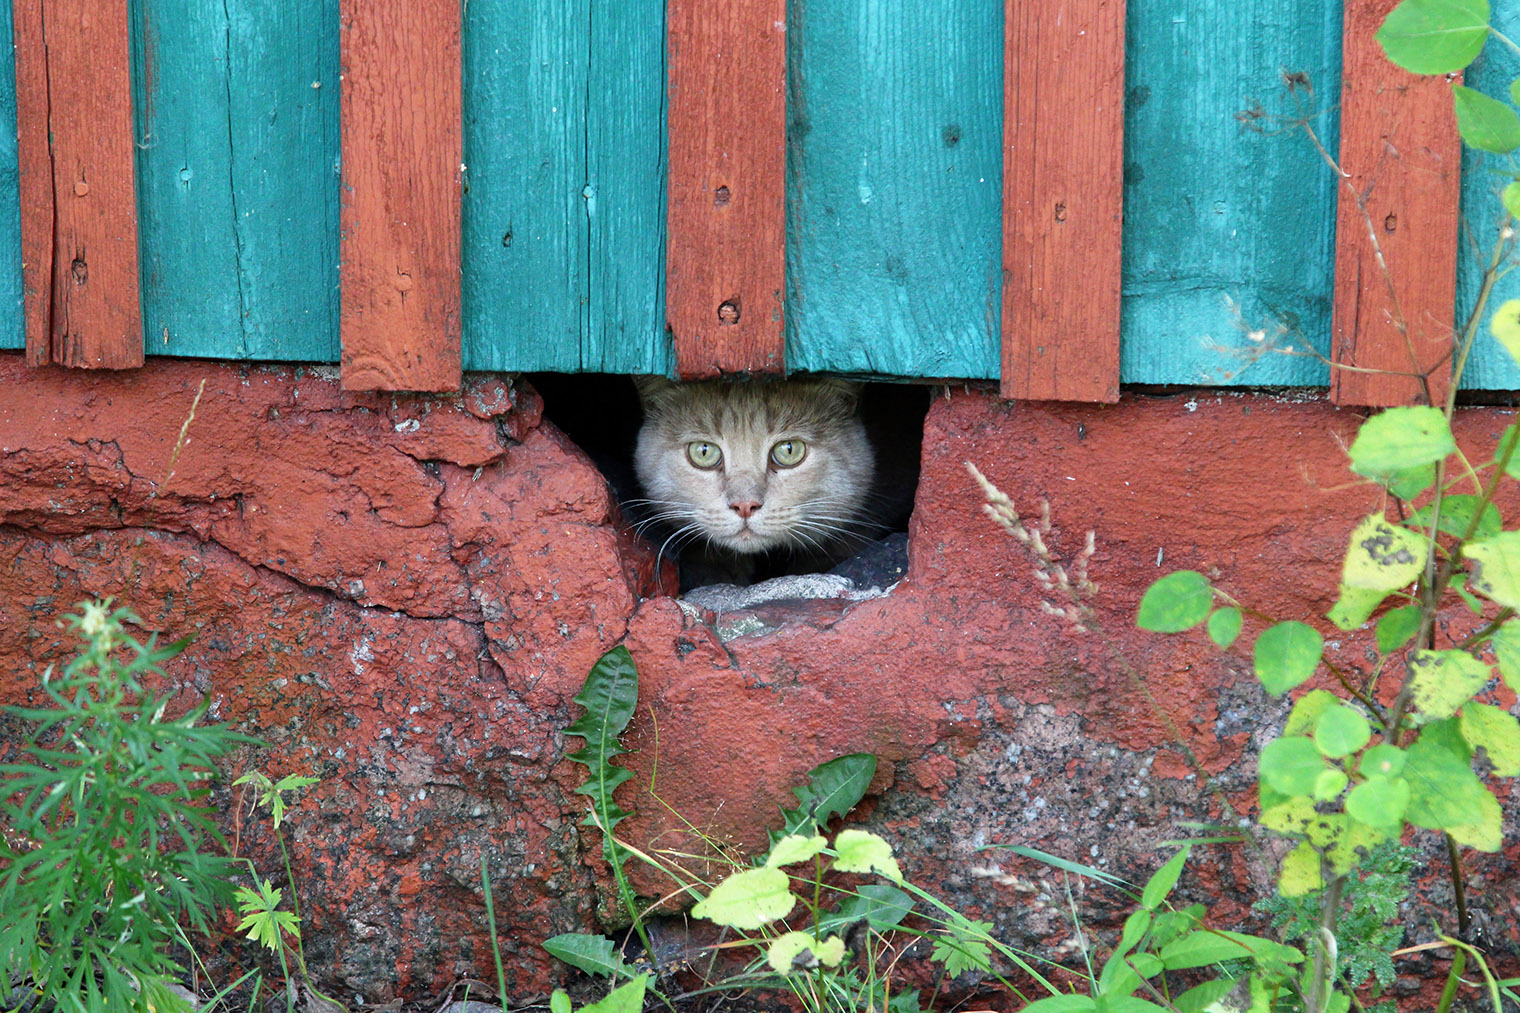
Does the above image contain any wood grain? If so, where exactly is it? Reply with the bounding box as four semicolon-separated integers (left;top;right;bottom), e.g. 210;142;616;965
1331;0;1460;407
339;0;461;392
666;0;787;379
134;0;340;361
1002;0;1125;402
15;0;143;369
461;1;668;375
785;0;1002;380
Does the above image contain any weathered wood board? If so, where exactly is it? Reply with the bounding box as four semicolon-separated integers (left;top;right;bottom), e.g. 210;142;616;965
16;0;142;368
131;0;339;362
461;0;669;376
339;0;462;392
1330;0;1459;407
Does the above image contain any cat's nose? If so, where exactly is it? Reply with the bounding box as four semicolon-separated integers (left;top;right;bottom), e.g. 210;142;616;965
729;500;762;519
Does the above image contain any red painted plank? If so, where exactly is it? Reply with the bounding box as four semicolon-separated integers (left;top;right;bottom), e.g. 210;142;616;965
1001;0;1124;403
339;0;462;393
1330;0;1460;407
14;0;143;369
666;0;787;379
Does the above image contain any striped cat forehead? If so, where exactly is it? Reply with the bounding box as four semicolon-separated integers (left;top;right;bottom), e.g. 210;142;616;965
639;379;861;435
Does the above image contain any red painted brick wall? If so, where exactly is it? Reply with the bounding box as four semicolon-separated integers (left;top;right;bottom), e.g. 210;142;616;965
0;355;1514;1003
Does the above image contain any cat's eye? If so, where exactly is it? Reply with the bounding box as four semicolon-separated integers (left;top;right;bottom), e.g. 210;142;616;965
770;439;807;468
686;441;723;469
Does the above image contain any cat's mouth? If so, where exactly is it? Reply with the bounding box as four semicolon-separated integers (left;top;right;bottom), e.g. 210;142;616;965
711;524;781;554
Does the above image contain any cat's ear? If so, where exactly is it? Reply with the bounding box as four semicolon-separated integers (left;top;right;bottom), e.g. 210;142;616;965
632;375;680;409
810;377;864;407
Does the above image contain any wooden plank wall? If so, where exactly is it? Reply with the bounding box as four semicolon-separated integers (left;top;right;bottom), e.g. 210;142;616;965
131;0;339;362
1330;0;1459;407
1119;0;1342;387
785;0;1002;381
461;1;668;376
666;0;788;379
0;1;1500;391
1002;0;1125;402
14;0;142;369
338;0;462;392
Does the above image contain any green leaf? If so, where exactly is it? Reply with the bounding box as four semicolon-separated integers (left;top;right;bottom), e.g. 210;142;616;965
1375;0;1490;74
579;975;649;1013
1375;605;1422;654
1489;620;1520;692
1315;706;1372;758
1277;841;1324;897
930;918;994;977
1493;300;1520;368
1328;584;1388;631
1466;530;1520;608
1018;998;1097;1013
1361;743;1407;778
819;883;915;932
1460;702;1520;775
1141;848;1189;910
766;931;845;974
543;934;640;980
1313;768;1349;801
1505;181;1520;220
766;834;827;868
1407;649;1491;721
1260;737;1328;796
1137;571;1213;633
1347;406;1455;478
234;880;300;953
831;829;903;883
1444;782;1503;851
1346;776;1410;830
691;867;795;929
551;991;573;1013
1253;622;1324;696
1343;515;1428;590
1412;495;1503;541
1119;909;1153;953
1207;607;1242;648
770;753;876;848
1453;574;1488;614
1453;84;1520;153
1284;689;1341;737
1172;979;1241;1013
1158;930;1301;970
1385;464;1437;499
565;647;640;871
1404;720;1491;832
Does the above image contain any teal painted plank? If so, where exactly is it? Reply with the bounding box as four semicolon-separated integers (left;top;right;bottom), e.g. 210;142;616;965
1120;0;1343;386
1456;12;1520;390
0;0;20;351
130;0;339;361
785;0;1002;380
462;0;667;374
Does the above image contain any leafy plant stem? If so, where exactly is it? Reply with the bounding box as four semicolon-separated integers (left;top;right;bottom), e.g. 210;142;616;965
1323;657;1388;727
1455;606;1516;648
481;856;511;1000
1435;945;1467;1013
1446;218;1515;415
1307;873;1345;1013
1395;407;1520;740
1443;833;1470;937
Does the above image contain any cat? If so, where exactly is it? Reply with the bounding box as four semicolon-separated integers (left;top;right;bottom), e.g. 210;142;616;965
631;376;882;587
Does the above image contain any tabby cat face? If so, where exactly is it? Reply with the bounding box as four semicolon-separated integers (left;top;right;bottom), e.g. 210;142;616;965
633;377;875;556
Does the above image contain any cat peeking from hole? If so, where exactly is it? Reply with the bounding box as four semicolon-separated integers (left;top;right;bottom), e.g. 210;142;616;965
631;376;884;588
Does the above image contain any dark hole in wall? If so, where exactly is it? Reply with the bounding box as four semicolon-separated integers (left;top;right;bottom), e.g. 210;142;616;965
529;374;929;593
